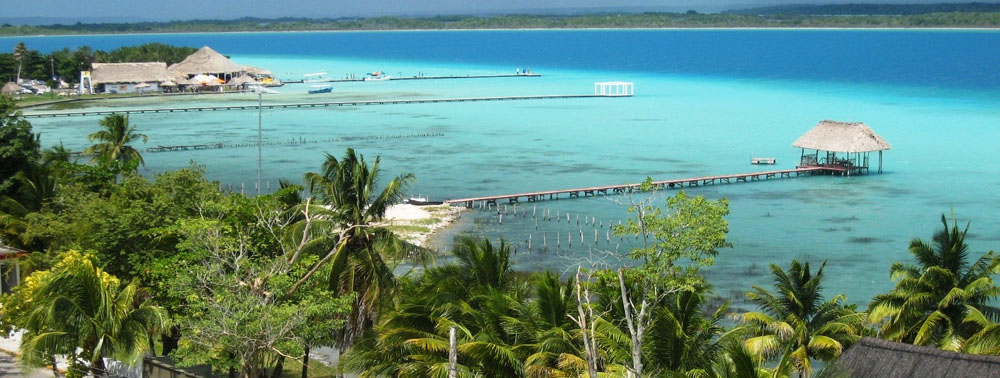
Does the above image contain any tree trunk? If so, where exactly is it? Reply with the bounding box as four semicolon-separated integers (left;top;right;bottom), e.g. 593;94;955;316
574;267;599;378
49;354;60;377
161;326;181;356
301;345;310;378
16;61;22;84
448;326;458;378
270;355;285;378
91;354;106;377
618;269;644;378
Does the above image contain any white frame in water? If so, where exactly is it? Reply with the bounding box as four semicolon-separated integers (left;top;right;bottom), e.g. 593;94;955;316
594;81;634;96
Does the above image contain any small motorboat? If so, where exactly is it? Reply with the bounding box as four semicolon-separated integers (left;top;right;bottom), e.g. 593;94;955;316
404;197;444;206
364;71;391;81
751;156;776;165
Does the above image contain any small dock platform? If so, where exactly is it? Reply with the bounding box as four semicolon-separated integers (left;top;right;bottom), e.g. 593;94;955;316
445;166;844;207
22;93;611;118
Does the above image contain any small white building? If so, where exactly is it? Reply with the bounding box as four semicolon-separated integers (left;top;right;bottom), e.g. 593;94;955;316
0;244;25;294
90;62;173;94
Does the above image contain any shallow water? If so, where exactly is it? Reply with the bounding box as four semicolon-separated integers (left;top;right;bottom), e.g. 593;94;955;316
4;30;1000;307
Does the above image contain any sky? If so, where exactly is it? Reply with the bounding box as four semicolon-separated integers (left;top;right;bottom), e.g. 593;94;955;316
3;0;988;23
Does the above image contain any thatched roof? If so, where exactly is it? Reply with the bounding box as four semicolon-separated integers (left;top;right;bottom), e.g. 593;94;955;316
168;46;243;75
227;76;259;86
832;337;1000;378
2;82;19;94
241;65;272;76
92;62;173;85
792;120;891;153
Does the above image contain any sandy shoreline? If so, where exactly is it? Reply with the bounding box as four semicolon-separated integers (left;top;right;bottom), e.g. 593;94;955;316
384;203;466;248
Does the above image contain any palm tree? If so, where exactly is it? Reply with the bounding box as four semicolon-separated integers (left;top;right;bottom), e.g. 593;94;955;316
737;260;864;378
84;114;148;167
868;215;1000;351
20;250;168;377
340;238;525;378
302;148;415;350
13;42;26;84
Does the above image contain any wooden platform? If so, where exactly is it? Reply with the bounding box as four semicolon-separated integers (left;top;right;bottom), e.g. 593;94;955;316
445;166;844;207
284;73;541;84
21;94;609;118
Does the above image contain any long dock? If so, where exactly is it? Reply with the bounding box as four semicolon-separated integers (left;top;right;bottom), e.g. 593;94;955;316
445;166;844;207
21;94;605;118
285;73;540;84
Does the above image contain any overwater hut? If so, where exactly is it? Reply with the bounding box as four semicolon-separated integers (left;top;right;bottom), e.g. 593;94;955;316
91;62;173;94
0;244;26;294
831;337;1000;377
792;120;890;175
168;46;244;82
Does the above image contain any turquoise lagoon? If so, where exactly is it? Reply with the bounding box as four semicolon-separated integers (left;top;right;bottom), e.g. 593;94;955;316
3;30;1000;307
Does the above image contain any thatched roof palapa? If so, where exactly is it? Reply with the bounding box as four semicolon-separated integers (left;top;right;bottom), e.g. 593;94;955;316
241;65;272;76
792;120;891;153
832;337;1000;378
2;82;19;95
227;76;259;86
91;62;173;85
168;46;243;76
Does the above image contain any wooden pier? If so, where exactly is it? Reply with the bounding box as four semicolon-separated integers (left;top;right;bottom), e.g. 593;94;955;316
284;73;540;84
21;94;607;118
445;166;845;207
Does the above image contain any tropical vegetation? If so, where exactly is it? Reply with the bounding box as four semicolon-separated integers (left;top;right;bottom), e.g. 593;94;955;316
0;97;998;378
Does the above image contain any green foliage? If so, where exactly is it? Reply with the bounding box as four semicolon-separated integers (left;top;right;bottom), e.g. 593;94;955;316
2;12;1000;36
0;43;194;84
613;183;731;293
167;194;351;377
13;250;167;377
300;148;419;349
867;215;1000;352
84;113;147;170
737;260;865;378
0;97;40;196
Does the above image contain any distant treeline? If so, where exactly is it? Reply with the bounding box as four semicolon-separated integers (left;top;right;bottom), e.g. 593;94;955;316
1;11;1000;36
1;43;196;84
727;2;1000;16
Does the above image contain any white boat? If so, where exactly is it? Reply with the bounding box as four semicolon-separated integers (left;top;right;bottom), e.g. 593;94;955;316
364;71;391;81
246;84;280;94
303;72;328;83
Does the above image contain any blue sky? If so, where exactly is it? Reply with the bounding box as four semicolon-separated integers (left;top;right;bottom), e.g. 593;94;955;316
4;0;983;21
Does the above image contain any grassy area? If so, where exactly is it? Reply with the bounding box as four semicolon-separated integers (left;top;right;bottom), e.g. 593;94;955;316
386;224;431;234
412;217;442;226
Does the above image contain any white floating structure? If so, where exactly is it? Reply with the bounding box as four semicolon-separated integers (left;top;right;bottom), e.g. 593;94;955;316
594;81;634;97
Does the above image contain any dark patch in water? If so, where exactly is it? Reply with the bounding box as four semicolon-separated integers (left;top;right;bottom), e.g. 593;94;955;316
822;226;853;232
824;216;860;224
847;236;892;244
631;156;685;164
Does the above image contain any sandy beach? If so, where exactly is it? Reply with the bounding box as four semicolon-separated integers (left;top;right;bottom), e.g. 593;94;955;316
383;203;465;248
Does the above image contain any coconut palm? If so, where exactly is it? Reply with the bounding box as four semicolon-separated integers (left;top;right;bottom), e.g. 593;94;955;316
340;238;526;378
84;114;148;167
868;215;1000;351
736;260;864;378
302;148;416;349
13;42;26;84
20;250;168;377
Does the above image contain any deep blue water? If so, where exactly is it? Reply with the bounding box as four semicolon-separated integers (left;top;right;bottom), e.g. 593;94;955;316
4;29;1000;89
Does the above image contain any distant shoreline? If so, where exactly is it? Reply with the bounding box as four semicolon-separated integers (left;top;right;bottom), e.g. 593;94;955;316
3;25;1000;39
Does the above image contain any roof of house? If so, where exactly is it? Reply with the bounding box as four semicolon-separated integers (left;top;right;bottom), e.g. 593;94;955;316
0;244;27;260
91;62;173;85
167;46;243;75
792;120;891;153
832;337;1000;378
